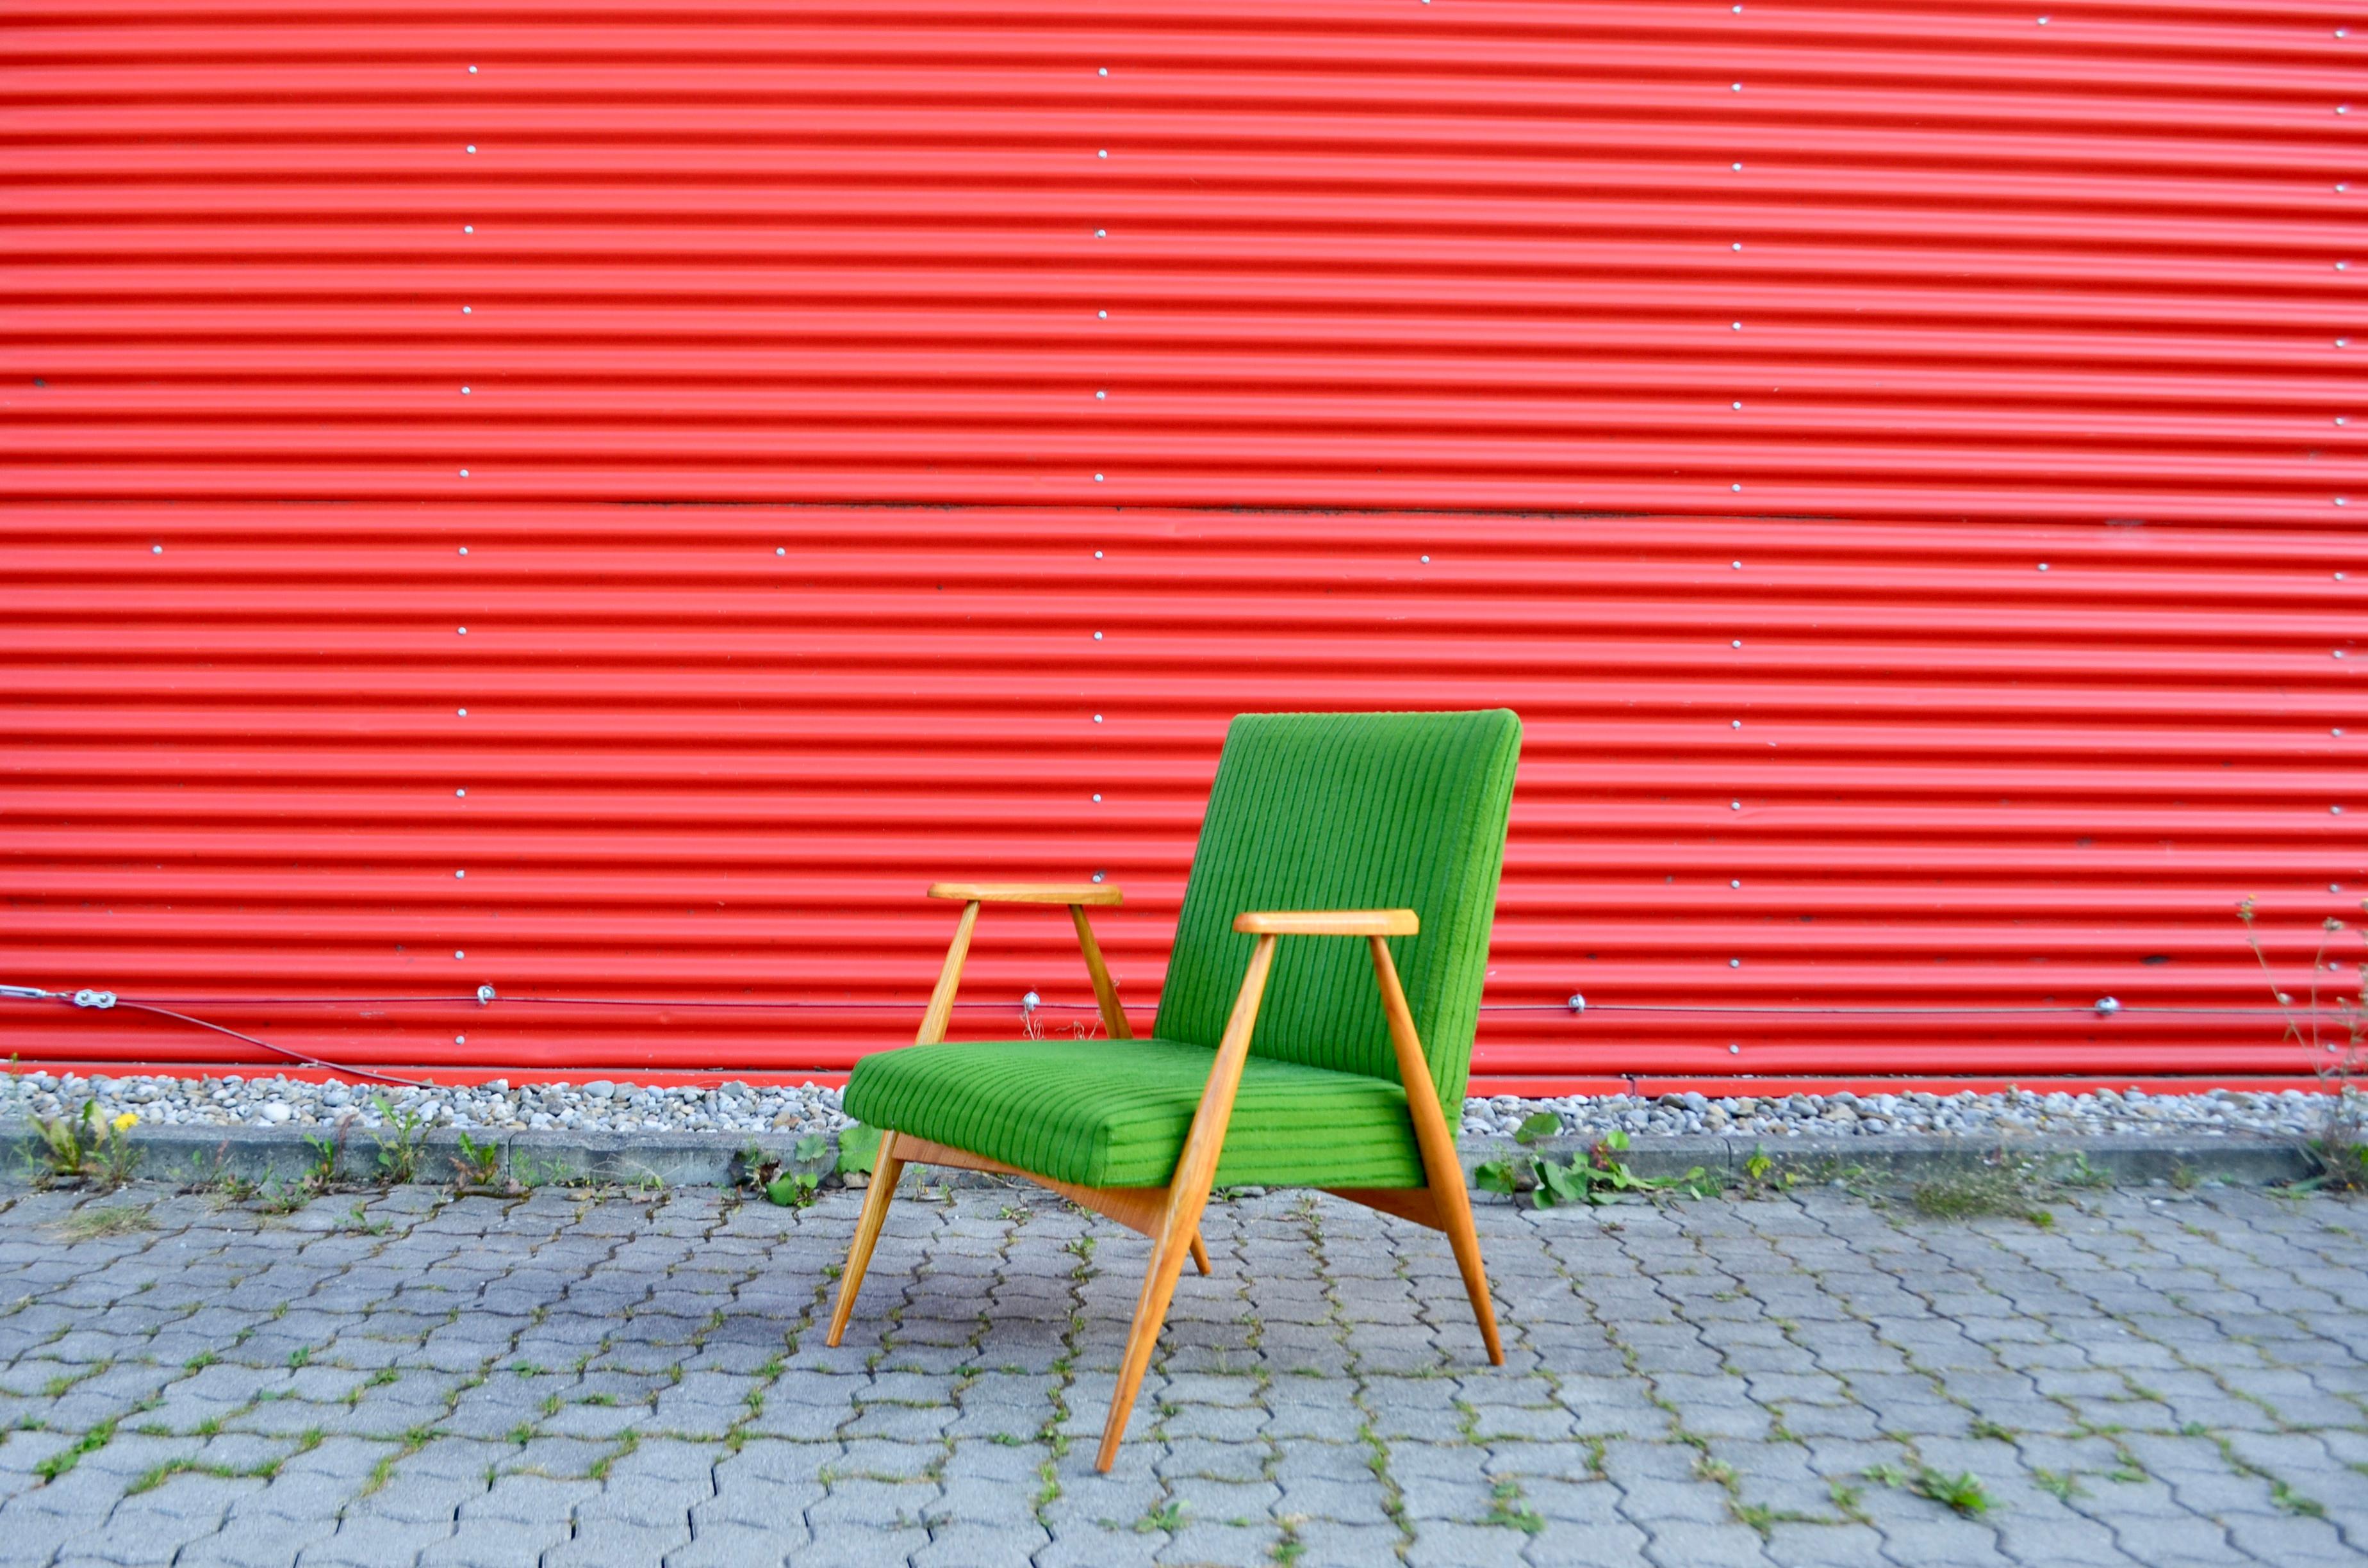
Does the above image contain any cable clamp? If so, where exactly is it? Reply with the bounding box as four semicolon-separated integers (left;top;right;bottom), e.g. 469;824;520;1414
70;989;117;1009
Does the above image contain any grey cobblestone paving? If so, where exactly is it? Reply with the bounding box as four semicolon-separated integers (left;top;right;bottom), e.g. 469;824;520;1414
0;1181;2358;1566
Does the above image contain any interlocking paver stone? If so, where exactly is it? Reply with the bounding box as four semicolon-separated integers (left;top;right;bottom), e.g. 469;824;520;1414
0;1180;2353;1564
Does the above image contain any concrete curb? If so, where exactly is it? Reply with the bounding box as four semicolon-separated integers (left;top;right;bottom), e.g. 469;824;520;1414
0;1120;2317;1193
1543;1131;2317;1189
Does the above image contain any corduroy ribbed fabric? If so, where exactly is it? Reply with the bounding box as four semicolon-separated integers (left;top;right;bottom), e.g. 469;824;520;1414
1152;709;1522;1111
841;709;1521;1189
841;1036;1426;1188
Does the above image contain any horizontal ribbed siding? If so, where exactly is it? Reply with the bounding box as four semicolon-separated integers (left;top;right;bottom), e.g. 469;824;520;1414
1;0;2360;1086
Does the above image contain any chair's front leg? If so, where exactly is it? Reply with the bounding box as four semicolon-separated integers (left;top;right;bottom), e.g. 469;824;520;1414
1369;936;1502;1364
1096;933;1278;1471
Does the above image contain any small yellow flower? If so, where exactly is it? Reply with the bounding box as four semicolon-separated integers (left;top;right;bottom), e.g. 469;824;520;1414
111;1112;138;1134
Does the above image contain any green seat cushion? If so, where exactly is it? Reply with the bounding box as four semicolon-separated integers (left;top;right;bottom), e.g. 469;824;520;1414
843;1036;1426;1189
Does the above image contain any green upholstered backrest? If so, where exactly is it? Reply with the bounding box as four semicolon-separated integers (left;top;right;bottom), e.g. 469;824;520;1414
1151;710;1522;1109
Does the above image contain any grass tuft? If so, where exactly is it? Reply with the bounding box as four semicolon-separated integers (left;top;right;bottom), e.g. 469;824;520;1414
50;1206;155;1241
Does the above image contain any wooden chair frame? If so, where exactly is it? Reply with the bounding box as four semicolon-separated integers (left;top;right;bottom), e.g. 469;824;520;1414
825;883;1504;1472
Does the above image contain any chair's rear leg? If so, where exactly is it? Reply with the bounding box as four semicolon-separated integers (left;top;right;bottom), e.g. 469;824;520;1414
1188;1233;1211;1276
826;1132;908;1348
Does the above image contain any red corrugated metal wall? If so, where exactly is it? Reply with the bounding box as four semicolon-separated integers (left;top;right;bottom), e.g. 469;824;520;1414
3;0;2361;1090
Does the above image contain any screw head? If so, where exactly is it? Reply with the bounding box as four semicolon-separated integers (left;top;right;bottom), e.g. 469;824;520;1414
1566;992;1586;1012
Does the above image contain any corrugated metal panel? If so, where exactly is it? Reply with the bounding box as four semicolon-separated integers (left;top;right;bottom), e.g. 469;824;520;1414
2;0;2360;1089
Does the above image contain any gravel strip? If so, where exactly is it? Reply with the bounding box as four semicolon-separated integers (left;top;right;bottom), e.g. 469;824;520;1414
1;1070;2348;1143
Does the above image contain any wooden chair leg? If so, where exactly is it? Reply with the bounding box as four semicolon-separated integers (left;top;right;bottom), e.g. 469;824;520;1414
1366;935;1504;1365
1431;1167;1504;1365
825;1131;908;1348
1097;1200;1206;1471
1188;1233;1211;1276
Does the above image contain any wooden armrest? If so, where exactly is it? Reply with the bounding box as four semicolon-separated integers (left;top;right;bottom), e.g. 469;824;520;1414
917;882;1133;1044
930;882;1122;906
1233;909;1418;936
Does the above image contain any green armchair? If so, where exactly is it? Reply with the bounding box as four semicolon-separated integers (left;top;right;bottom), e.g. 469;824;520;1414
828;709;1523;1469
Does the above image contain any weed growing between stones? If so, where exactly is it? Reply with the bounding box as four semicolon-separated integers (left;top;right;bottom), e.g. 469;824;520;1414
48;1203;154;1241
33;1417;115;1483
1866;1461;1993;1517
300;1122;349;1195
2241;895;2367;1191
1484;1478;1545;1534
1473;1124;1715;1207
28;1100;142;1189
1907;1157;2054;1227
450;1131;502;1188
372;1094;428;1183
735;1133;830;1207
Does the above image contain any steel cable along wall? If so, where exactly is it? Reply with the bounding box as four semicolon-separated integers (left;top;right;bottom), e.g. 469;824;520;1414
1;0;2360;1090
